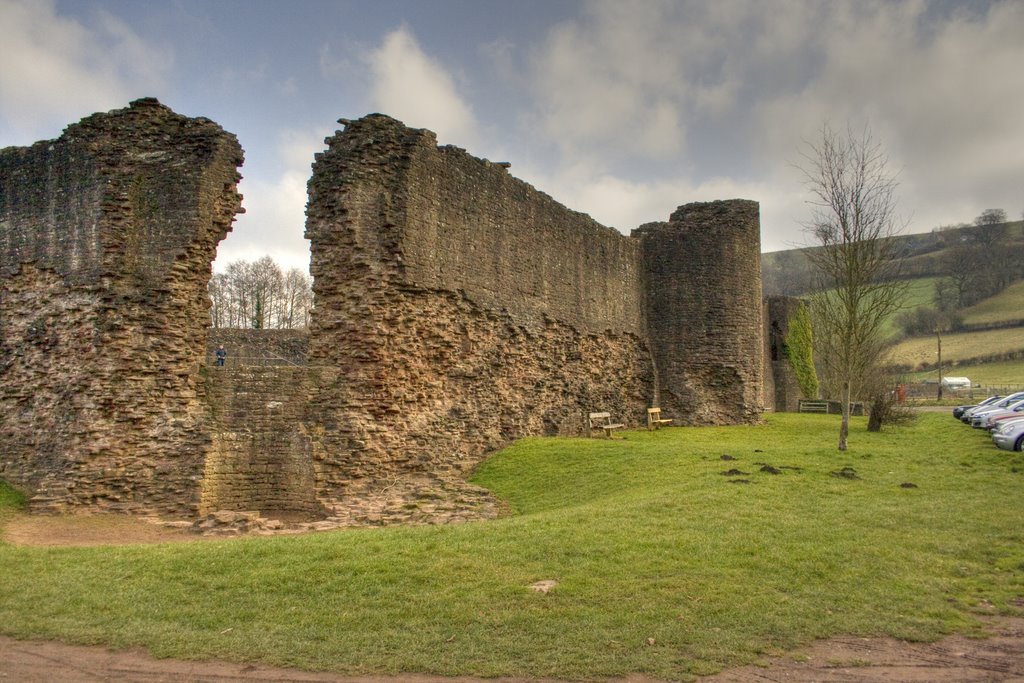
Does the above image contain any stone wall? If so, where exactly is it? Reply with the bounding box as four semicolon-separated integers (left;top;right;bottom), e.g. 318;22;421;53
635;201;765;424
305;115;655;488
2;103;768;521
764;296;809;412
201;365;322;518
207;329;309;367
305;115;763;487
0;99;243;514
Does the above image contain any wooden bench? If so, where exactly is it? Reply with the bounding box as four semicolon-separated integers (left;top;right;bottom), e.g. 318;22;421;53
798;399;866;415
798;400;829;413
647;408;673;430
589;412;625;439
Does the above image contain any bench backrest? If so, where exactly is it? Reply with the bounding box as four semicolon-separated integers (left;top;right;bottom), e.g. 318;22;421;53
589;412;611;426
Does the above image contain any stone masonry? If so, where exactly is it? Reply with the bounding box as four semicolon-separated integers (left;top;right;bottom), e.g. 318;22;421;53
763;296;808;412
2;103;769;522
304;115;764;493
0;99;243;514
635;201;765;424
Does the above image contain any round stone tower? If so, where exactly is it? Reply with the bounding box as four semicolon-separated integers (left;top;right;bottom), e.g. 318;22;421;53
634;199;764;424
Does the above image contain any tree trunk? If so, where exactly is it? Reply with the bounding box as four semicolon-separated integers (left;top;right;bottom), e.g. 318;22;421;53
837;381;850;450
867;396;884;432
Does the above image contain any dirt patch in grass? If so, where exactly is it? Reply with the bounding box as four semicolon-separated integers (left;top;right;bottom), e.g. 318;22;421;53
700;616;1024;682
1;618;1022;682
1;512;201;547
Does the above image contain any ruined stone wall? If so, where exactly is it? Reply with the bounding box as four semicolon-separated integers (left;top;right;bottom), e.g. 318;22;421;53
207;329;309;367
306;115;654;488
635;201;764;424
202;365;322;517
2;103;767;520
764;296;808;412
0;99;243;514
199;329;324;517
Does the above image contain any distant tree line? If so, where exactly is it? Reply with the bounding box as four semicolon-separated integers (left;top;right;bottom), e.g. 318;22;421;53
931;209;1022;310
891;208;1023;338
209;256;312;329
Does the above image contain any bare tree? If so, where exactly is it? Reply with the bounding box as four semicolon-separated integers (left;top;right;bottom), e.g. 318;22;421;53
278;268;313;329
248;256;283;329
799;123;908;451
208;272;230;328
208;257;311;329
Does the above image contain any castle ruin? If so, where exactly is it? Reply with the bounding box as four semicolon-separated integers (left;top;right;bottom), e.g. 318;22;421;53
1;100;776;521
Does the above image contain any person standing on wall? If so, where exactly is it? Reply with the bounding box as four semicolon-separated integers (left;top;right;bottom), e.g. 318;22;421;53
215;344;227;367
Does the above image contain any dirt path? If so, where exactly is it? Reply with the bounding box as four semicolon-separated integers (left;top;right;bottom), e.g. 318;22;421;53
2;513;1023;682
2;619;1023;683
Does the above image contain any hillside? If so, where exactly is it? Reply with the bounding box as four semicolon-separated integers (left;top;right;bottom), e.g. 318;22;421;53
960;280;1024;327
764;225;1024;385
762;220;1024;296
884;280;1024;383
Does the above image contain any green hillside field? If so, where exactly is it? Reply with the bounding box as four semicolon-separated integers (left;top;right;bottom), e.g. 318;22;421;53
886;327;1023;369
961;280;1024;326
909;359;1024;387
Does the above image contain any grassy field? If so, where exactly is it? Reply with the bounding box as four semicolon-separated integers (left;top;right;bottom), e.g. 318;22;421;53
896;276;1024;329
886;327;1024;368
961;280;1024;326
877;276;941;338
908;359;1024;387
883;278;1023;372
1;414;1023;680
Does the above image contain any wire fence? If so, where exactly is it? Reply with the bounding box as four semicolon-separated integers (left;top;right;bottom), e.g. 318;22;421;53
211;354;306;368
901;382;1024;400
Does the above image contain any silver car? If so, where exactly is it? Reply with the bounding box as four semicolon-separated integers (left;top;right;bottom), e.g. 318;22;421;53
973;399;1024;429
992;418;1024;451
968;392;1024;427
961;393;1024;423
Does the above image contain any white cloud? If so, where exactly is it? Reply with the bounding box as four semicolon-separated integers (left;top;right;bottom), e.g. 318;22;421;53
513;159;802;254
215;127;328;273
524;0;772;167
0;0;170;144
364;26;480;149
520;0;1024;248
746;1;1024;231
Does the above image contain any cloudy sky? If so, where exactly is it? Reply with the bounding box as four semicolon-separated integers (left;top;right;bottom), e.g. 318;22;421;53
2;0;1022;272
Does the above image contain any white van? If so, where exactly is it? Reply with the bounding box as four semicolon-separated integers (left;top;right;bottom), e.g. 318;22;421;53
942;376;971;390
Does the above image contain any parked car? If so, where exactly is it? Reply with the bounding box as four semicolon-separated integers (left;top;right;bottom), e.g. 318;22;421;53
953;395;1002;419
963;391;1024;424
992;419;1024;452
986;410;1024;432
972;398;1024;429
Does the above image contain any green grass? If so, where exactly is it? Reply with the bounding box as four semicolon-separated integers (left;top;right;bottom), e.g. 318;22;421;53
887;327;1024;368
885;275;943;338
814;276;940;340
961;280;1024;326
885;279;1024;379
896;276;941;312
0;481;26;526
1;414;1023;680
908;359;1024;387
